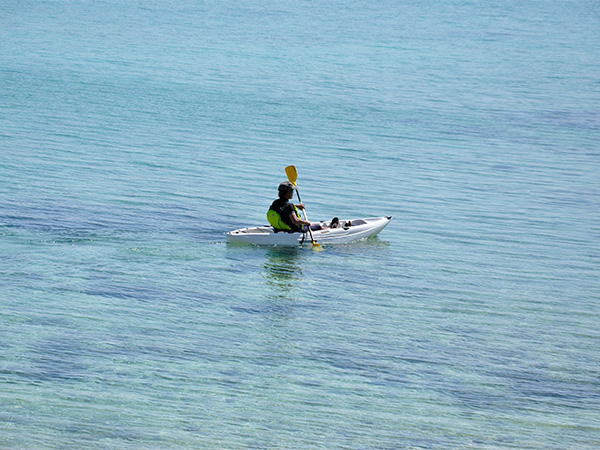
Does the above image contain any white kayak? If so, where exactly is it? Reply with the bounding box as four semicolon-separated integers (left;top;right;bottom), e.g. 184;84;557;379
227;216;392;246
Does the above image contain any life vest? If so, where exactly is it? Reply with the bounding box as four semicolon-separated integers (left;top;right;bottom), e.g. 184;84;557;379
267;204;301;231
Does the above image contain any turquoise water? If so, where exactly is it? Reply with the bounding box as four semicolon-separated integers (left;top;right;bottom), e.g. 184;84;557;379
1;0;599;448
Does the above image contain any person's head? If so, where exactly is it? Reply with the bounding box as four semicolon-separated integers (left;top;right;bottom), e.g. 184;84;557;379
278;181;297;199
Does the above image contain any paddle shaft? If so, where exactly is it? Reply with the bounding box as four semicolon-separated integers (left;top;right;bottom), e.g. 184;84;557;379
295;190;317;244
285;165;322;249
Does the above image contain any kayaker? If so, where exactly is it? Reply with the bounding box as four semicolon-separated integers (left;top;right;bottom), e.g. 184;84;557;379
267;181;313;232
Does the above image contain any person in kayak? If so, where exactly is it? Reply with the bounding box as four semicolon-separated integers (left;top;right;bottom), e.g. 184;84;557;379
267;181;314;232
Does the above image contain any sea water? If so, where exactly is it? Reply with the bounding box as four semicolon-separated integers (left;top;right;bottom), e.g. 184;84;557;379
1;0;599;448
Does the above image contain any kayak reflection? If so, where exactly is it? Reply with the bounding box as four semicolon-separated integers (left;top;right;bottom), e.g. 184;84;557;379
263;247;303;297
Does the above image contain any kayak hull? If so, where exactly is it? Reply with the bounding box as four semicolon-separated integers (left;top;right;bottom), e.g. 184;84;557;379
227;216;392;246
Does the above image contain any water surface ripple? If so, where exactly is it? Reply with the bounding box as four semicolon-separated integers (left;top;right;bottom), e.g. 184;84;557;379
1;0;599;448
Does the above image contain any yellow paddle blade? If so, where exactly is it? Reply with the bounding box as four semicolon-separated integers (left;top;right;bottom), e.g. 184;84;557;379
285;165;298;186
312;242;324;251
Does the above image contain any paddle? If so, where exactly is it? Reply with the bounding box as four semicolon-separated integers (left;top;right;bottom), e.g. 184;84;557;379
285;165;323;251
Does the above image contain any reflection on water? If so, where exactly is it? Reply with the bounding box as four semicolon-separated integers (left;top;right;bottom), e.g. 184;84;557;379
263;247;303;299
264;247;303;283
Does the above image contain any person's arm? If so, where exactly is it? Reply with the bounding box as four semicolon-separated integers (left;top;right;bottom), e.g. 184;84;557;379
289;212;310;227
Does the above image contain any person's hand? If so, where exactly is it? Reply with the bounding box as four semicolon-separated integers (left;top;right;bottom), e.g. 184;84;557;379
296;203;305;210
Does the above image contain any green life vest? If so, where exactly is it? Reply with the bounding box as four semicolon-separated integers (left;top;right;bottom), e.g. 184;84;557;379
267;205;301;231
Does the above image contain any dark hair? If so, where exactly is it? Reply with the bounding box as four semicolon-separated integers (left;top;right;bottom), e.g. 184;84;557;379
278;181;294;198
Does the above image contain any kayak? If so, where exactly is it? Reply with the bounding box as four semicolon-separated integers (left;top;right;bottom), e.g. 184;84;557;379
227;216;392;246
